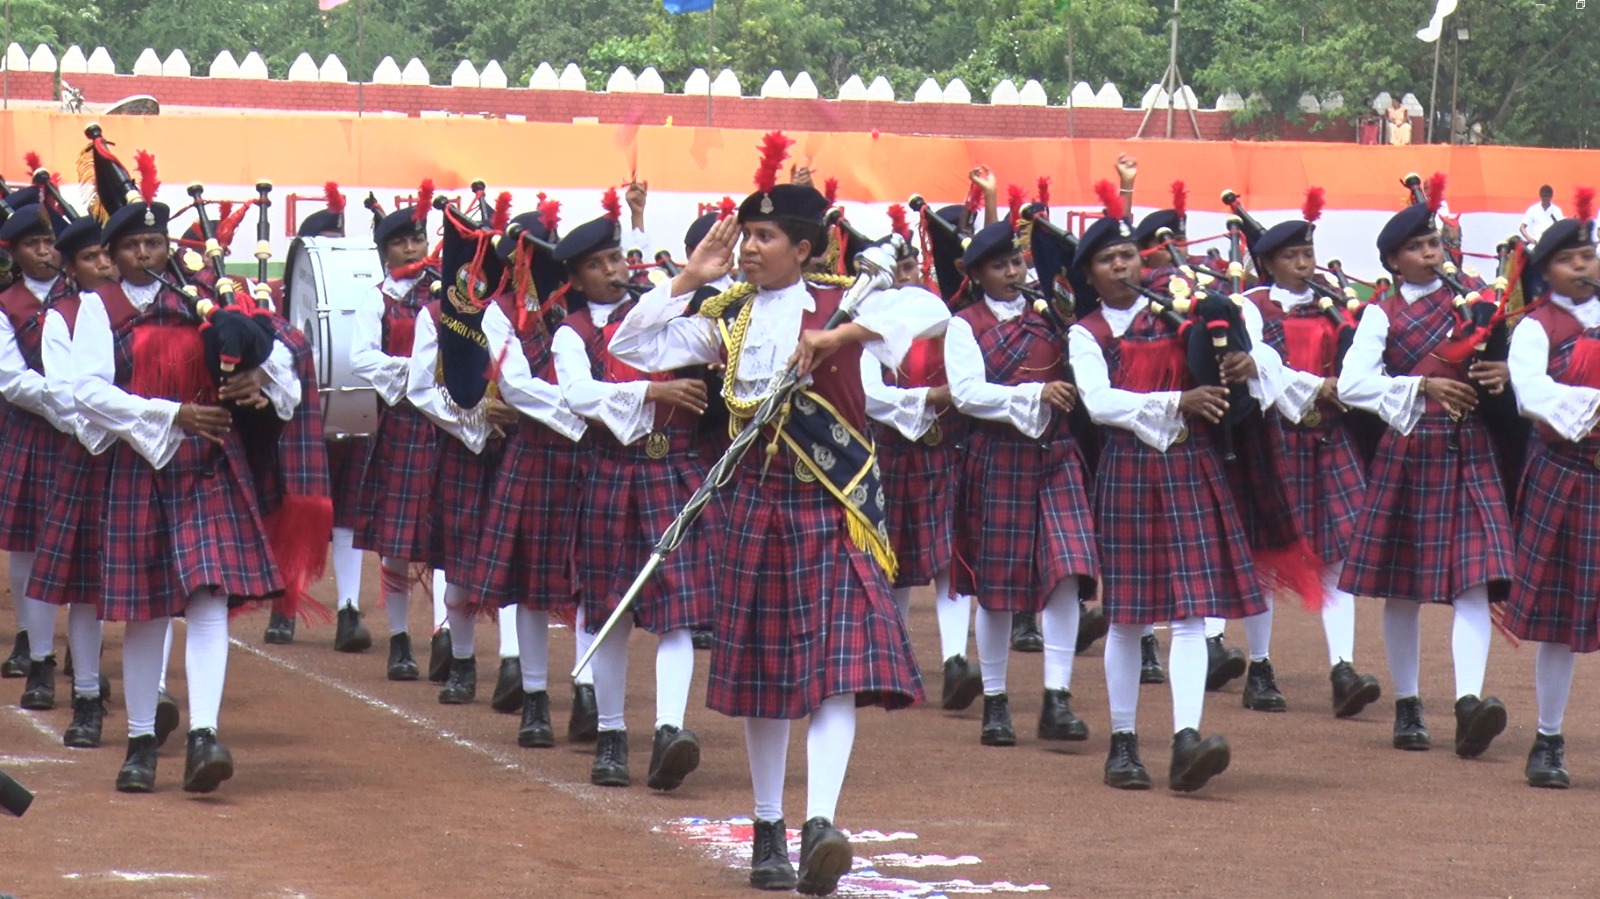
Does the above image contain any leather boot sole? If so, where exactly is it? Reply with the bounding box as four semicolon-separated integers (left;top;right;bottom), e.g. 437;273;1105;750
333;631;372;653
750;864;799;891
1140;666;1167;685
1393;732;1431;751
183;753;235;794
114;768;155;793
590;767;630;787
63;728;101;749
1528;769;1571;789
940;671;982;712
19;690;55;711
1242;691;1288;713
797;832;852;896
1333;678;1382;719
154;697;180;747
980;728;1016;747
517;725;555;749
647;734;701;791
1038;719;1089;741
1456;700;1507;759
1104;767;1152;790
1205;654;1247;691
1170;740;1231;792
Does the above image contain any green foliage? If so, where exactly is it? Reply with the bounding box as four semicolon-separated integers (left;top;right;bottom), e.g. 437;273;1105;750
3;0;1594;146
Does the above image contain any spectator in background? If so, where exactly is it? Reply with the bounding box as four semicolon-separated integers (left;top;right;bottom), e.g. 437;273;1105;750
1386;98;1412;146
1520;185;1564;247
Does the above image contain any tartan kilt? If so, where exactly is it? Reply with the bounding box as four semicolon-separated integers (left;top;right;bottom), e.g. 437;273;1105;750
1094;427;1267;625
353;402;440;560
0;407;72;551
1273;411;1367;564
476;424;587;612
426;435;505;579
877;429;957;589
1505;442;1600;651
98;433;283;621
707;450;925;720
576;436;715;636
1339;411;1514;603
27;441;105;607
953;424;1098;611
326;437;370;530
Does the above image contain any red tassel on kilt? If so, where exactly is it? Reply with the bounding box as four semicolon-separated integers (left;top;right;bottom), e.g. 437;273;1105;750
1254;537;1328;613
266;495;336;625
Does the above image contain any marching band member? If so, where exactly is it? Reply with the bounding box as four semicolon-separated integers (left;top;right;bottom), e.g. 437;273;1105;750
1337;179;1512;758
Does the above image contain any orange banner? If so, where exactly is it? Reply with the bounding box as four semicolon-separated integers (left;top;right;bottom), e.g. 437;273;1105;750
3;109;1597;215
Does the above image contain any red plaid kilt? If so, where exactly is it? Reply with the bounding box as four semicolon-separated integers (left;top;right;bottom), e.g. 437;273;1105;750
1338;411;1514;603
1272;410;1367;564
0;408;72;551
26;440;105;607
707;450;925;720
475;424;588;612
953;423;1098;611
576;432;715;636
353;402;440;560
99;433;283;621
1505;442;1600;651
876;428;958;588
327;437;370;530
426;435;505;579
1094;428;1267;624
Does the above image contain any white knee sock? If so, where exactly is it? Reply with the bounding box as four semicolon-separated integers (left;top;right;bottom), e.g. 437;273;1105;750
806;694;857;822
745;716;791;821
9;550;33;606
655;628;694;730
593;615;632;732
444;586;476;659
573;606;596;686
1383;598;1422;699
1039;580;1080;691
159;619;174;693
1204;616;1226;639
1451;584;1492;700
16;596;57;661
431;569;447;630
1243;600;1273;662
123;617;169;738
1143;624;1156;637
66;604;102;698
891;587;912;627
974;606;1012;695
331;527;362;611
1320;562;1356;666
1169;618;1208;733
1535;642;1575;735
184;589;230;733
516;608;550;693
1105;623;1143;733
380;556;411;636
497;605;519;658
935;577;971;661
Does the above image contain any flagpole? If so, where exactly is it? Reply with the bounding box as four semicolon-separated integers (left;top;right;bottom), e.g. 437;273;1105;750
356;0;366;118
1426;33;1440;143
705;2;715;126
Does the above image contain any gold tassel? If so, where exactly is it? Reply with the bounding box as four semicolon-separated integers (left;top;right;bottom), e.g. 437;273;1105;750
846;513;898;581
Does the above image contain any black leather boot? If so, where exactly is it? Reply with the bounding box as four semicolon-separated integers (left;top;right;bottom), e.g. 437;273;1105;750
517;690;554;748
19;654;56;710
1241;658;1288;712
1;630;28;678
114;734;159;793
332;607;371;653
63;693;106;749
568;682;598;742
181;728;235;794
1393;696;1430;750
154;690;181;747
749;818;797;890
263;612;297;645
1037;688;1089;741
646;724;701;791
797;816;852;896
1454;694;1508;759
590;729;630;787
1168;727;1231;792
1010;612;1043;653
940;654;982;711
1104;731;1151;790
1526;733;1570;789
1140;634;1166;684
1330;661;1381;718
387;632;420;681
980;693;1016;746
428;628;451;683
691;626;714;650
1075;603;1109;654
1204;636;1247;691
438;657;477;704
490;657;525;713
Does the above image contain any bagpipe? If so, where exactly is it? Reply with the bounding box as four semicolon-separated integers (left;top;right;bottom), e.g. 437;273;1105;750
907;194;970;306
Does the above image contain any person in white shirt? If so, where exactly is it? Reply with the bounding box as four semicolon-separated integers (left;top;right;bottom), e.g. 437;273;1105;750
1521;185;1564;246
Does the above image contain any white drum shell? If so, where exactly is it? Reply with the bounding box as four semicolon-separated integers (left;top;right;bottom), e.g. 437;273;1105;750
284;236;384;439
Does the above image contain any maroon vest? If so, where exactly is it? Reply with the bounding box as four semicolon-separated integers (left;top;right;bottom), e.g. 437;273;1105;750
380;275;435;358
1379;284;1468;381
955;299;1065;385
1529;301;1600;447
1247;286;1340;376
106;283;213;402
1078;304;1191;393
0;278;75;374
563;300;699;435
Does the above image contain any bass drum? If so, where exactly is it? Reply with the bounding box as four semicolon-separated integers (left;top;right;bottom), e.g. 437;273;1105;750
283;236;383;438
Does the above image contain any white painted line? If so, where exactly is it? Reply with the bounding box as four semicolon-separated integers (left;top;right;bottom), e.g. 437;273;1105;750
0;754;75;766
109;871;210;882
6;705;66;743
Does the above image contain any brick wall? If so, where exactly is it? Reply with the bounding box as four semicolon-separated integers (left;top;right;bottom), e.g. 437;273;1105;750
23;71;1357;142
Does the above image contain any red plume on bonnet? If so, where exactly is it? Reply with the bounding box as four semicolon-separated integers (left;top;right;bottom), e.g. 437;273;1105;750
887;203;911;241
1093;179;1124;222
1426;172;1447;215
324;181;346;215
1575;187;1595;226
823;177;839;206
718;196;737;219
537;197;561;235
753;131;794;193
1170;180;1187;222
491;191;512;232
1302;186;1326;224
1036;176;1051;208
600;186;621;222
413;179;434;224
134;150;160;205
24;152;41;176
1006;183;1025;229
216;200;253;250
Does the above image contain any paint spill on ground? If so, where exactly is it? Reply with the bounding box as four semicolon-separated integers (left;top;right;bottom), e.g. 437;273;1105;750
666;817;1049;897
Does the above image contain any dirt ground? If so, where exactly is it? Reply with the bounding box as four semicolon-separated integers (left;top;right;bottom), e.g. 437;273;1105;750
2;553;1599;898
